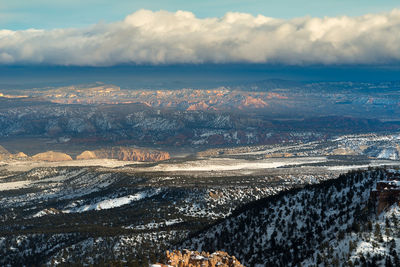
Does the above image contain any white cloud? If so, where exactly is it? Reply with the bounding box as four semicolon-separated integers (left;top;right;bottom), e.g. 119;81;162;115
0;9;400;66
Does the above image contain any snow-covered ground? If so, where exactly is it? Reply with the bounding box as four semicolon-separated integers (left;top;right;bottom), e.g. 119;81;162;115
351;204;400;260
0;180;30;190
302;203;400;266
127;218;184;230
147;157;327;172
236;141;319;156
328;161;400;171
64;189;163;213
0;159;142;172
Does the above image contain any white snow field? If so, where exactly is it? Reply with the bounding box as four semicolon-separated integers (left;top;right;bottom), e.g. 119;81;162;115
64;189;162;213
147;157;327;172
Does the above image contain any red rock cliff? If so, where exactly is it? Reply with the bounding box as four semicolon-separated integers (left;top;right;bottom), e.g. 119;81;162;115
77;147;170;162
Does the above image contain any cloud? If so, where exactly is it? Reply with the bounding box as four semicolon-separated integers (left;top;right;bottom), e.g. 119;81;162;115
0;9;400;66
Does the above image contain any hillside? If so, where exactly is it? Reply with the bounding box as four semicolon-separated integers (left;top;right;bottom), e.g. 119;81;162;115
3;83;400;149
2;152;400;265
302;203;400;266
181;168;399;266
1;161;323;266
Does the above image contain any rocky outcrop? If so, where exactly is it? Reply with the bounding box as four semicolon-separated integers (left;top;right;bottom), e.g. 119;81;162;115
76;150;97;160
239;96;268;109
32;151;73;162
0;147;29;160
370;173;400;214
9;152;28;159
187;101;210;111
0;145;10;155
209;191;224;199
0;145;11;160
153;250;244;267
76;147;170;162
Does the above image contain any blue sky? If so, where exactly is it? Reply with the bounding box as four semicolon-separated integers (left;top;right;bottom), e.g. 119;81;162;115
1;0;399;30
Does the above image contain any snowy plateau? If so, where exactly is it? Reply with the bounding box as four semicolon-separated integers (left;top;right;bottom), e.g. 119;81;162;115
2;133;400;265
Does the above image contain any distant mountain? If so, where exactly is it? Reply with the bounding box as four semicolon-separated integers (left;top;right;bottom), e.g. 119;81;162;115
232;78;304;91
1;96;400;150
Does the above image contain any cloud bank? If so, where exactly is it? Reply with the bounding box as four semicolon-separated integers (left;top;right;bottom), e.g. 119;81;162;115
1;9;400;66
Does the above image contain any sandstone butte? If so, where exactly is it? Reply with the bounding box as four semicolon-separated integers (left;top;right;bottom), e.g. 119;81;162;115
152;250;245;267
0;146;29;160
76;147;170;162
32;151;73;162
9;152;28;159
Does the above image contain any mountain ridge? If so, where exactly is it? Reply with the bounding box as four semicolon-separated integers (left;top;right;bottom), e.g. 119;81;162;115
180;168;392;266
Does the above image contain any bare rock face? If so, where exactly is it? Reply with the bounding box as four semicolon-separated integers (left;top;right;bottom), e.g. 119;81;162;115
76;147;170;162
153;250;244;267
32;151;73;162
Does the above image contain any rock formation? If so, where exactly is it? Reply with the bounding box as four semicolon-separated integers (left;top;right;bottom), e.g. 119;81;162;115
9;152;28;159
0;145;10;155
0;145;10;160
0;146;29;160
239;96;268;109
32;151;73;162
187;101;210;111
153;250;244;267
76;147;170;162
76;150;97;160
370;173;400;214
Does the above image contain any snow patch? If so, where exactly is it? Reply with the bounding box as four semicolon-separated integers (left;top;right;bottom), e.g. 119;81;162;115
150;157;327;172
64;189;162;213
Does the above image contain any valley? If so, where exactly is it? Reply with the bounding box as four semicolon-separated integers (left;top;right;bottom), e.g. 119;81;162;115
1;132;400;265
3;3;400;266
1;81;400;265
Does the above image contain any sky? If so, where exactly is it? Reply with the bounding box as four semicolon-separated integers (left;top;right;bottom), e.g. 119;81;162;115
0;0;400;85
1;1;400;30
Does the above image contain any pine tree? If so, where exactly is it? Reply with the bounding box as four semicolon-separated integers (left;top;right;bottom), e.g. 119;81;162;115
385;256;394;267
374;223;383;242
